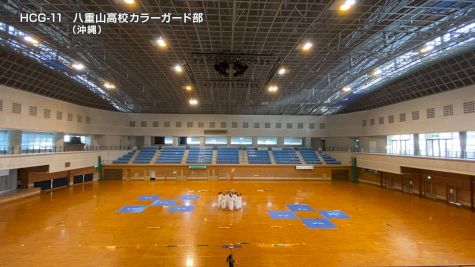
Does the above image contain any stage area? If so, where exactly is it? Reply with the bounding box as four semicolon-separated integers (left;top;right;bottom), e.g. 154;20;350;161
0;180;474;266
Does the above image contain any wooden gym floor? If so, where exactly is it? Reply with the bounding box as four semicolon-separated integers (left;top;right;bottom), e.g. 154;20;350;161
0;180;474;267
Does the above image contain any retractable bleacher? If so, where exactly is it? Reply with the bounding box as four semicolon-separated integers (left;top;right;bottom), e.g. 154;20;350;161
156;146;185;164
318;151;341;164
299;147;321;164
217;147;240;164
132;146;157;164
187;146;213;164
247;147;271;164
112;150;136;164
272;147;301;164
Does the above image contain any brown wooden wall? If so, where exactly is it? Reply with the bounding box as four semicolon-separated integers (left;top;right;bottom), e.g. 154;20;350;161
24;166;96;188
103;164;351;180
358;167;474;210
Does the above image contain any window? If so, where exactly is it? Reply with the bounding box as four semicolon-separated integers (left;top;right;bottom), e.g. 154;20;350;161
231;137;252;145
388;115;394;124
286;123;292;129
56;111;63;120
426;108;435;118
276;122;281;129
319;123;326;129
220;122;227;128
129;121;136;127
243;122;249;128
12;103;21;114
141;121;147;127
187;122;193;128
153;121;159;127
464;101;475;114
86;116;91;124
467;131;475;159
412;111;419;120
0;99;3;112
175;121;182;128
443;105;453;116
205;137;227;145
362;120;367;127
0;130;8;151
298;123;304;129
265;122;270;129
21;132;54;151
198;122;204;128
419;132;461;158
378;117;384;125
77;115;83;123
309;123;315;129
386;135;414;155
284;137;303;146
232;122;238;128
67;113;73;121
44;109;51;119
257;137;278;145
254;122;260;128
29;106;37;116
209;122;216;128
399;113;406;122
164;136;173;144
370;118;375;126
64;135;91;145
186;137;200;145
164;121;170;127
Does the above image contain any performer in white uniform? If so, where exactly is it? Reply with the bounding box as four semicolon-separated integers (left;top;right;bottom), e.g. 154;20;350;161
236;194;242;210
227;193;234;211
217;192;223;208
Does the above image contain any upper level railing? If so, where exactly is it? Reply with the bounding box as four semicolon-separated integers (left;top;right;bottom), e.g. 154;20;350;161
0;146;133;156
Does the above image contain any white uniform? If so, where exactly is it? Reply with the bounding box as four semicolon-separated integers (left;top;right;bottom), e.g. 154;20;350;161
227;195;234;211
217;194;222;208
236;196;242;210
221;195;228;209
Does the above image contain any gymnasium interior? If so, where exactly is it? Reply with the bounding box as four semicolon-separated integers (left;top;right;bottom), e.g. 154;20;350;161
0;0;475;266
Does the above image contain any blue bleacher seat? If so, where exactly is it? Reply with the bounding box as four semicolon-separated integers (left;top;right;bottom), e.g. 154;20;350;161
317;151;341;164
156;146;185;164
217;147;239;164
272;147;301;164
132;146;157;164
187;146;213;164
112;150;136;164
299;147;321;164
247;147;271;164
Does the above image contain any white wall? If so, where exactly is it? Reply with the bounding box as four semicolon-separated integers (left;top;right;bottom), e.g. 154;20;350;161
355;152;475;176
1;84;475;142
0;150;127;173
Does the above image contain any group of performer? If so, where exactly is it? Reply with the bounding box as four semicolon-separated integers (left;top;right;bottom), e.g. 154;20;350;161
218;191;243;211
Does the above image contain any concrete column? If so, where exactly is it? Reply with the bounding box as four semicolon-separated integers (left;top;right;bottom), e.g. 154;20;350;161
7;130;21;154
227;136;231;145
304;137;312;147
459;131;467;159
144;136;152;146
413;134;420;156
200;136;205;146
252;137;258;147
277;137;285;147
172;136;179;146
53;133;64;151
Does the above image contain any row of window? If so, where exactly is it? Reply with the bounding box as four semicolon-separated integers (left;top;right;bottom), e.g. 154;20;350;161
167;137;303;146
0;131;91;150
131;120;326;130
386;131;475;158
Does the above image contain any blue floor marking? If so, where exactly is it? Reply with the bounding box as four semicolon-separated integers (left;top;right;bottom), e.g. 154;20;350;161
169;205;195;212
117;205;147;213
180;194;200;200
137;195;160;201
151;199;177;206
319;210;350;219
287;204;314;212
301;218;337;229
268;210;298;219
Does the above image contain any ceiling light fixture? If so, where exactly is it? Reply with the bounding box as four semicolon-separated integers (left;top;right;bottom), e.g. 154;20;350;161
277;67;287;75
24;35;39;45
123;0;136;4
156;37;167;48
340;0;356;11
420;45;434;53
71;62;85;71
103;81;116;89
302;41;313;51
189;98;198;105
268;85;278;93
372;69;382;76
185;85;192;91
174;64;183;73
342;86;351;92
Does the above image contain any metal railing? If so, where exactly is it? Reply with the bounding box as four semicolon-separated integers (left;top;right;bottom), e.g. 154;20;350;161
0;145;133;156
356;147;475;160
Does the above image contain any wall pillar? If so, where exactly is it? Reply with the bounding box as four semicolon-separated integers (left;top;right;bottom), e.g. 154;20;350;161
413;134;420;156
172;136;179;146
252;137;258;147
459;131;467;159
227;136;231;145
200;136;205;146
278;137;285;147
7;130;21;154
144;136;152;146
304;137;311;147
53;133;64;152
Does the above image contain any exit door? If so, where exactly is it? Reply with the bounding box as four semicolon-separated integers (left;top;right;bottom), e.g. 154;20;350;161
447;185;457;204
